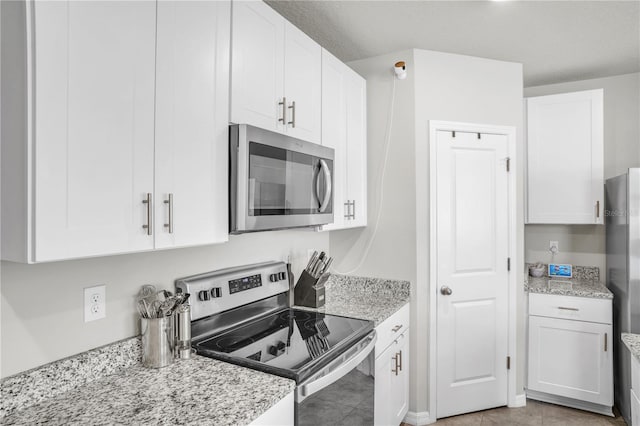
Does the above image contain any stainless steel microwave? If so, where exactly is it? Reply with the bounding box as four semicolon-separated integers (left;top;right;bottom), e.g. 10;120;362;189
229;124;334;233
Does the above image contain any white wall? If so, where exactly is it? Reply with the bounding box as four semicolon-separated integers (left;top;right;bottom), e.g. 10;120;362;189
1;231;328;378
524;73;640;276
413;49;525;414
331;48;523;418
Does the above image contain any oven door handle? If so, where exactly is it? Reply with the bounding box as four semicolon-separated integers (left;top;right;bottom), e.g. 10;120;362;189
297;332;376;402
315;159;332;213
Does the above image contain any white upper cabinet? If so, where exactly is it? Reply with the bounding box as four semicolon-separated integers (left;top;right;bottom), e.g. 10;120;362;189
321;49;367;231
283;22;321;143
154;0;230;249
231;1;321;143
230;1;285;133
32;1;158;262
1;0;230;263
525;89;604;224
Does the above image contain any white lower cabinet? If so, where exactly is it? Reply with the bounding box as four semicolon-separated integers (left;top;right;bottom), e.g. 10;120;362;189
631;355;640;425
249;392;294;426
527;294;613;414
375;304;410;426
632;389;640;426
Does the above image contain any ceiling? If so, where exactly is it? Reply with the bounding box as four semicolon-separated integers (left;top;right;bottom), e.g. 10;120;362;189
266;0;640;87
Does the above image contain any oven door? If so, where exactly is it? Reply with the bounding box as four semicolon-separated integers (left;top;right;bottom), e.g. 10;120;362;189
295;332;376;426
230;124;334;233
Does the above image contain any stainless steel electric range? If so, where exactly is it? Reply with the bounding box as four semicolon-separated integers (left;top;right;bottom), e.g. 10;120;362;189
176;261;376;426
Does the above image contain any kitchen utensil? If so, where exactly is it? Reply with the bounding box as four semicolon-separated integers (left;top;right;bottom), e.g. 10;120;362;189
141;316;174;368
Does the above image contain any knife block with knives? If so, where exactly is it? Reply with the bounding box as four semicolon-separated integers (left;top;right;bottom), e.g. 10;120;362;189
294;251;332;308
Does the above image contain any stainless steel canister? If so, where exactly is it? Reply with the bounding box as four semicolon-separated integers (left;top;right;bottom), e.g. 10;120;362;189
175;304;192;359
141;316;175;368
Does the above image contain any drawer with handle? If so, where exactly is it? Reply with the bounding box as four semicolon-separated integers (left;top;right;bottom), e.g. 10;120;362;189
375;303;410;358
529;293;612;324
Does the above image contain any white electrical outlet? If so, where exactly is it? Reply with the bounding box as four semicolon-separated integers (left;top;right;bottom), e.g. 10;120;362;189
549;240;559;254
84;285;106;322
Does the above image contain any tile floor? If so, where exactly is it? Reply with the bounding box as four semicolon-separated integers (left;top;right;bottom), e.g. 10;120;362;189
403;399;627;425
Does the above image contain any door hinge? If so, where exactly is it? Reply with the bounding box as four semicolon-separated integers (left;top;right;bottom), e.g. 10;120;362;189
477;132;481;139
507;257;511;271
452;131;456;138
507;356;511;370
506;157;511;172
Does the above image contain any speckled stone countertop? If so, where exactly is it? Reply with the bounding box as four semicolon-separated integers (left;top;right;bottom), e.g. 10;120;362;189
622;333;640;362
296;274;410;326
525;275;613;299
1;337;294;425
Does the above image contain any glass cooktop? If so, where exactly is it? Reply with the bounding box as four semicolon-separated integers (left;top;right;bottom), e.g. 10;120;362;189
194;308;373;383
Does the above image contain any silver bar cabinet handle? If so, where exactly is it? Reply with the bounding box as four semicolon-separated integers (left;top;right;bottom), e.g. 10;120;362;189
164;193;174;234
278;97;287;125
558;306;579;311
142;193;152;235
398;350;403;371
288;100;296;128
604;333;608;352
392;353;399;375
596;200;600;219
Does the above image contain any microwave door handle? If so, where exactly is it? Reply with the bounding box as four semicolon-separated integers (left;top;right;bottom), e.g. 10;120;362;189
318;159;332;213
297;332;376;403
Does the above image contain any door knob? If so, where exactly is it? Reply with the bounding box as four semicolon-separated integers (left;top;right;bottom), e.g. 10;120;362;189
440;286;452;296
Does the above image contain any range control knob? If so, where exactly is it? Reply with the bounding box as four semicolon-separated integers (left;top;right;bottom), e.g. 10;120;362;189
269;274;278;282
210;287;222;298
276;341;286;351
278;272;286;281
198;290;210;301
268;345;278;356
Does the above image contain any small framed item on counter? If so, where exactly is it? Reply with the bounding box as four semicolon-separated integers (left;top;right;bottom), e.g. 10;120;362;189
548;263;572;278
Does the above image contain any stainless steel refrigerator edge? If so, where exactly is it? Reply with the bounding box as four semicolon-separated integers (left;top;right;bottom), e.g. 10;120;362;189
605;168;640;424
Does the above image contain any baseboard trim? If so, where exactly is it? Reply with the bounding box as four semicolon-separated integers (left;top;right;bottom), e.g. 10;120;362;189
404;410;436;425
526;389;613;417
509;393;527;408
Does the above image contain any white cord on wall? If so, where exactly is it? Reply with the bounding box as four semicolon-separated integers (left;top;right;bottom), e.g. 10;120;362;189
333;74;397;275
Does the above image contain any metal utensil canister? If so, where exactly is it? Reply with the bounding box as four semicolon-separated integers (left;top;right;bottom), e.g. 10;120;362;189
175;304;192;360
141;316;175;368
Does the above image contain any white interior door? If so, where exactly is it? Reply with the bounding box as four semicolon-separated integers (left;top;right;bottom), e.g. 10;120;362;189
435;130;510;418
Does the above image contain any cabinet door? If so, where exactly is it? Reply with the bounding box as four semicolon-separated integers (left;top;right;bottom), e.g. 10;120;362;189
249;392;294;426
320;49;347;230
528;315;613;405
345;69;368;227
231;1;285;133
155;0;230;249
283;22;321;144
33;1;156;261
390;332;410;426
632;389;640;426
375;332;410;426
526;89;604;224
374;343;394;426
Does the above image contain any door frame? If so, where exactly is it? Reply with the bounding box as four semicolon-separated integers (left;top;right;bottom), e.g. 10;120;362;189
428;120;519;420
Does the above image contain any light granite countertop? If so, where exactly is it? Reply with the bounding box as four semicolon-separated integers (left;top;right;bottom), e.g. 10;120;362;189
1;338;294;425
296;274;411;326
622;333;640;362
525;275;613;299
